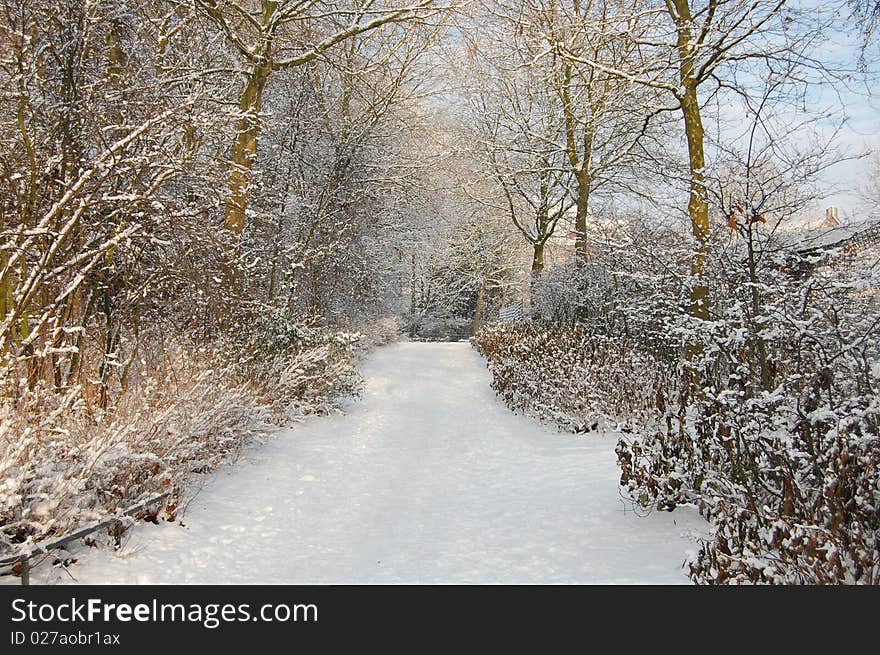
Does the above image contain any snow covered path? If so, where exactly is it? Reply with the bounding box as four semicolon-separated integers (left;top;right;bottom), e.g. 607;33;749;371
34;342;704;584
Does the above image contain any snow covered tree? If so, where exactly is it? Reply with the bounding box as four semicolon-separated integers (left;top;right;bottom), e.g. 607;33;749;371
554;1;837;327
459;0;665;264
453;26;573;278
192;0;439;235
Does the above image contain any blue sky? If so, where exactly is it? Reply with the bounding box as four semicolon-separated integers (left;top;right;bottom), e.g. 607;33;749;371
702;3;879;222
801;1;879;218
819;84;879;217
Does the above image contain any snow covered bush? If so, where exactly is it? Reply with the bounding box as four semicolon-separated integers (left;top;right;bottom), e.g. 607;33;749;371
357;316;403;349
408;316;473;341
472;322;675;432
224;315;363;422
0;324;363;557
618;243;880;584
477;223;880;584
530;221;687;361
0;0;420;564
473;218;686;432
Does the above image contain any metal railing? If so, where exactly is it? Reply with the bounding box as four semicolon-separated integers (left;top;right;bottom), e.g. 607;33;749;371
0;492;169;586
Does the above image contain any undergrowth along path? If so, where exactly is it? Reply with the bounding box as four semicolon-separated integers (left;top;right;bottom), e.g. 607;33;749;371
31;342;704;584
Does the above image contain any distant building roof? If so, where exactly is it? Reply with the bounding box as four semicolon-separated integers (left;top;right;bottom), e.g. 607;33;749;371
773;218;880;255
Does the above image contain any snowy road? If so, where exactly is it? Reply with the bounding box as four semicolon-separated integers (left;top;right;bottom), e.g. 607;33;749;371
33;342;704;584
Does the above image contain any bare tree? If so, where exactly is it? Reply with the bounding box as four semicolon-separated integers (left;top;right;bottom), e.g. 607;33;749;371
553;1;835;326
192;0;440;235
469;1;666;261
454;28;574;277
850;0;880;44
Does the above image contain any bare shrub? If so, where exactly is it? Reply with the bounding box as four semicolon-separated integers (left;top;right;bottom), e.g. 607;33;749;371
472;323;674;432
0;328;362;556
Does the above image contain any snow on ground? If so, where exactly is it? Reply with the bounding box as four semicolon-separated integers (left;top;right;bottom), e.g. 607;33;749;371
24;342;705;585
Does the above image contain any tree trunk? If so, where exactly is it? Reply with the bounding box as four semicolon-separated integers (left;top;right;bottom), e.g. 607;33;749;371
473;277;486;335
681;82;709;322
673;0;710;323
574;170;591;261
105;18;127;84
532;241;545;274
530;242;545;319
410;253;417;315
225;61;271;233
558;60;592;263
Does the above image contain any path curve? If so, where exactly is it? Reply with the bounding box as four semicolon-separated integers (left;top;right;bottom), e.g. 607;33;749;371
34;342;704;584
